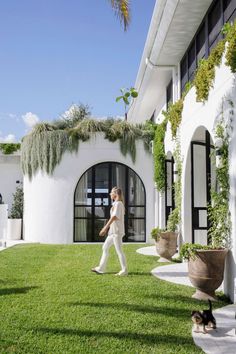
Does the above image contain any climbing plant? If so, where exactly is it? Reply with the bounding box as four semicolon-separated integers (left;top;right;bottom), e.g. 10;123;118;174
153;118;168;191
207;100;233;249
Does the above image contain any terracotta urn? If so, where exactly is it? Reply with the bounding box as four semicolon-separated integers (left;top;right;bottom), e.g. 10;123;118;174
188;249;228;300
155;231;178;262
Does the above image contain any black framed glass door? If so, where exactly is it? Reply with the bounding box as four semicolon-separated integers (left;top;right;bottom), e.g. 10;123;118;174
74;162;146;242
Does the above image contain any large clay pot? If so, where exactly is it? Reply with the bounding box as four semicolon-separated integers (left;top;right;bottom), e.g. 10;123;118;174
155;232;178;262
188;249;228;301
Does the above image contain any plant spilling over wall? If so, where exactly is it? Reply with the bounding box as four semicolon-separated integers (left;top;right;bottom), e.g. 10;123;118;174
153;118;167;191
208;114;232;249
163;99;184;139
194;20;236;103
0;143;21;155
194;39;226;102
223;21;236;73
21;107;155;178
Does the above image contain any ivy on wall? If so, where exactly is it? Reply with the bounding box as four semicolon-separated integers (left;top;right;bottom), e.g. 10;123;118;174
0;143;21;155
153;118;167;191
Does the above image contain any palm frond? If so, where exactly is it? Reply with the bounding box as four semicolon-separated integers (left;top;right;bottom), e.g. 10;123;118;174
109;0;131;31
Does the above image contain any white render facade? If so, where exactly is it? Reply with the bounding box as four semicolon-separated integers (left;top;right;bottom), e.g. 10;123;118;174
128;0;236;301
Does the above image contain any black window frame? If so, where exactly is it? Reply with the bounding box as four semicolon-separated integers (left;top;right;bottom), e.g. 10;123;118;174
180;0;236;94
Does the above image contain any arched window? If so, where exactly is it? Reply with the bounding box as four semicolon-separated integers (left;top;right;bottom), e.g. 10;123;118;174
74;162;146;242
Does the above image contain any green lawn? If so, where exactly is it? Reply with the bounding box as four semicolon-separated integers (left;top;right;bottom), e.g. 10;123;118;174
0;244;229;354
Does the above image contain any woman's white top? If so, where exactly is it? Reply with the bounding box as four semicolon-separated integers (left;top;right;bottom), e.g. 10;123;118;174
108;200;125;236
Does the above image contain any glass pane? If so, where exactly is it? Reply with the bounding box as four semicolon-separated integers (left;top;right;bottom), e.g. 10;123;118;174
111;163;126;201
199;209;207;228
75;169;92;205
95;206;110;219
127;219;145;242
94;219;107;242
75;207;92;218
193;145;207;208
128;207;145;218
166;160;173;206
194;230;208;246
74;219;92;242
128;170;145;205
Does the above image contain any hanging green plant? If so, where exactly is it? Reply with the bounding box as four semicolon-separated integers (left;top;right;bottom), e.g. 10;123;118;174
0;143;21;155
21;116;154;179
223;20;236;73
153;118;167;191
194;39;226;102
163;99;184;139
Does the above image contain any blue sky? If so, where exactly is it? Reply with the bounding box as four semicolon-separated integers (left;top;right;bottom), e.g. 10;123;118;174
0;0;155;142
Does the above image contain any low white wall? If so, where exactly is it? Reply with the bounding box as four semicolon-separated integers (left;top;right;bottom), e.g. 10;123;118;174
0;153;22;210
23;133;154;245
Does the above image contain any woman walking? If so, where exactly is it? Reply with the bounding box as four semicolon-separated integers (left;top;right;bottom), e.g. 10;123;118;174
91;187;128;276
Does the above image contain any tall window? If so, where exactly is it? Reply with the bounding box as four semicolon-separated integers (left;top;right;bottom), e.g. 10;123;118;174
166;80;173;108
74;162;146;242
180;0;236;93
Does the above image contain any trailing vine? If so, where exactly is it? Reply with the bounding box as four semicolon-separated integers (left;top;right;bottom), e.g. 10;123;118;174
21;118;154;178
153;118;168;191
163;99;184;139
0;143;21;155
207;100;233;249
223;21;236;73
194;39;226;102
166;138;182;232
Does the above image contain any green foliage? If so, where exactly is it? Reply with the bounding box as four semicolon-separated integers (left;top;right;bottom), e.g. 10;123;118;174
207;119;231;249
9;186;24;219
150;227;165;241
0;143;21;155
116;87;138;117
53;104;90;129
180;243;211;260
194;40;226;102
224;20;236;73
0;243;218;353
153;119;167;191
163;99;184;139
166;207;179;232
21;118;153;178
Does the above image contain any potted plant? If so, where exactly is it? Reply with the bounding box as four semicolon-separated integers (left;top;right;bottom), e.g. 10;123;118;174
151;208;179;262
7;185;24;240
180;121;231;301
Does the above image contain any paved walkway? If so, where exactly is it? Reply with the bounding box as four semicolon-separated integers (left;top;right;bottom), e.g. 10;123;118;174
137;246;236;354
0;239;35;252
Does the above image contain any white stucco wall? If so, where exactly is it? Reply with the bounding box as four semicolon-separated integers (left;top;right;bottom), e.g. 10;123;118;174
164;55;236;301
23;133;154;245
0;153;22;210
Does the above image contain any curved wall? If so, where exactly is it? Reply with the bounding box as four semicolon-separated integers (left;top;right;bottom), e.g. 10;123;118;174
23;133;154;244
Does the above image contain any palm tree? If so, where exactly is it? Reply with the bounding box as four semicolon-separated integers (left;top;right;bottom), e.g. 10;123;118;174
109;0;131;31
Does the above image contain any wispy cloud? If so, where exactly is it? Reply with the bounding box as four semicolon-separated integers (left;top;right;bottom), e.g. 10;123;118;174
22;112;40;129
0;112;18;120
0;133;16;143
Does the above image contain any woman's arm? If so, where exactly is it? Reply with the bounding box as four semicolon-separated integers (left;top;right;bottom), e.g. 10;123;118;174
99;215;118;236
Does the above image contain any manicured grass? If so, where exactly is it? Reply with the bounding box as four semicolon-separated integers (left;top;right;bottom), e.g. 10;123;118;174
0;244;229;353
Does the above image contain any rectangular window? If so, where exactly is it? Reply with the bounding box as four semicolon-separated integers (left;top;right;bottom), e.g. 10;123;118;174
196;23;206;63
188;41;196;82
180;56;188;92
223;0;236;23
166;80;173;108
208;1;222;50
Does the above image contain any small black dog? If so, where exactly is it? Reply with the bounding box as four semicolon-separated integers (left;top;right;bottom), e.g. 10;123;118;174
191;299;217;334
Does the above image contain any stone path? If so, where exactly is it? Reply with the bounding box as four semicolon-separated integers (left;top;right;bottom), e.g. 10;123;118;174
137;245;236;354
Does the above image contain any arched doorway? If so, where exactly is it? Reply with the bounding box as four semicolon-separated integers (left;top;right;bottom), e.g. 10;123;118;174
190;128;215;245
74;162;146;242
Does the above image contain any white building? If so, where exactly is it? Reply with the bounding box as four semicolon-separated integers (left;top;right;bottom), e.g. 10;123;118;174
128;0;236;301
1;0;236;301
